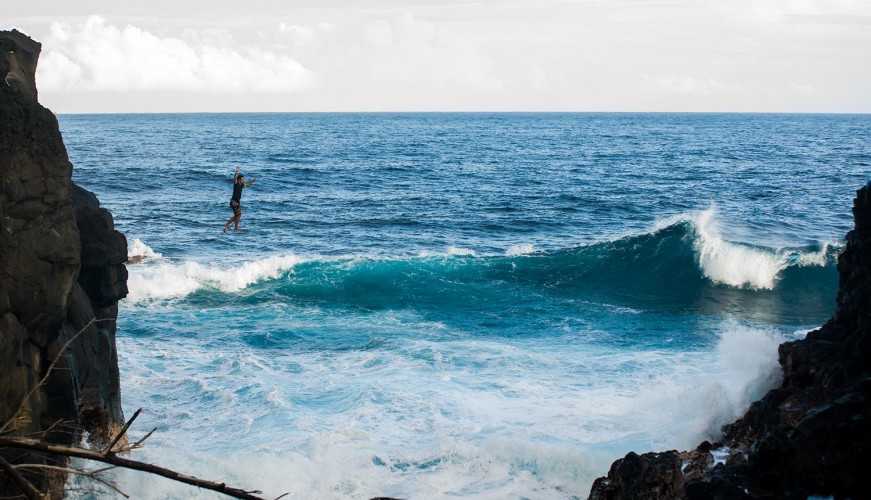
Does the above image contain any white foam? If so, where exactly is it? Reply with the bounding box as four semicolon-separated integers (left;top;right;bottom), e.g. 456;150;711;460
711;446;733;467
607;322;785;449
506;243;534;256
125;254;303;303
715;323;785;404
657;208;831;290
692;209;785;289
447;246;476;257
650;208;833;290
127;237;162;259
795;243;831;267
792;327;817;338
113;312;789;498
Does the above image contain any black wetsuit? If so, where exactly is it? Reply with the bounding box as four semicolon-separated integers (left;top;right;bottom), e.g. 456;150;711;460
230;182;244;212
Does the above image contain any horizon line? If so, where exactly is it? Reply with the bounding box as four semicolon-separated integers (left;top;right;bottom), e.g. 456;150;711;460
52;110;871;116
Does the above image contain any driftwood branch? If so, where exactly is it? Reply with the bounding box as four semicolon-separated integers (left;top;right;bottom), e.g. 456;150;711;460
0;319;279;499
126;426;156;452
0;455;47;500
103;408;141;454
14;464;129;498
0;437;266;500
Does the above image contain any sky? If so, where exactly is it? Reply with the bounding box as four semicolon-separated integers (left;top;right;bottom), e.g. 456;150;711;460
7;0;871;113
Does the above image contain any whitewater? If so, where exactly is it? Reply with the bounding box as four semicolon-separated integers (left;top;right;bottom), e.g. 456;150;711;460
59;112;868;498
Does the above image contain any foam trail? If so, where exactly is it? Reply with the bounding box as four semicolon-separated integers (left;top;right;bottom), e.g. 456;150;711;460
126;254;303;303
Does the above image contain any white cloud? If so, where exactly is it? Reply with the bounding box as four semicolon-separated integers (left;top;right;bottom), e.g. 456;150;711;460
38;16;315;93
38;51;84;90
13;1;870;112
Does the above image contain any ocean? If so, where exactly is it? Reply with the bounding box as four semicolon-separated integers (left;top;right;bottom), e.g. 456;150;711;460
59;112;869;498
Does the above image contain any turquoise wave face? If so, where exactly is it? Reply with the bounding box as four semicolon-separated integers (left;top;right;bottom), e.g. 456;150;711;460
137;220;838;340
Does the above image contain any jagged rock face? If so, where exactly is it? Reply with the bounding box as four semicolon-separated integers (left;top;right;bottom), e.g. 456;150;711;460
588;451;686;500
69;184;128;440
1;29;128;497
0;30;79;340
588;184;871;499
75;185;129;308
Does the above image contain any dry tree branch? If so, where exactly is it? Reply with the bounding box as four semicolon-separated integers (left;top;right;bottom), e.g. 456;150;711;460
125;426;156;452
87;465;118;475
0;437;266;500
0;319;279;499
36;419;73;443
102;408;141;455
0;455;46;500
13;464;129;498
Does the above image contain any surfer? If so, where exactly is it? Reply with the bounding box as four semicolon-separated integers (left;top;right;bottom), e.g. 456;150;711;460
223;165;257;232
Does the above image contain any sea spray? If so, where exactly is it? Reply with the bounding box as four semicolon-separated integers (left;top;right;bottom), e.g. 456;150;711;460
128;237;162;260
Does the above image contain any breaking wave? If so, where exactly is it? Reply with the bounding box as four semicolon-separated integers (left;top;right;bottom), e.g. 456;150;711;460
124;211;839;324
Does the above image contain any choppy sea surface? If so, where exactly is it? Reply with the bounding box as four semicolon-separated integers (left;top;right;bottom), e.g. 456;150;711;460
59;113;870;498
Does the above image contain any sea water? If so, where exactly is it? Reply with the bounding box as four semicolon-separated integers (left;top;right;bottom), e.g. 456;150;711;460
59;113;869;498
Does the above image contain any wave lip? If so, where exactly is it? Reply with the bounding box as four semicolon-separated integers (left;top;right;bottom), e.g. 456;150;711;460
680;209;835;290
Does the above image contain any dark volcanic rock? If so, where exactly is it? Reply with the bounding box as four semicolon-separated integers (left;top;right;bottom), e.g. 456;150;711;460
588;183;871;499
589;451;685;500
1;29;128;497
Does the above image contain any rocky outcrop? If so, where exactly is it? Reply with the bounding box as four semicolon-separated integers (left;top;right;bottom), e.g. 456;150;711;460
588;184;871;499
1;29;128;497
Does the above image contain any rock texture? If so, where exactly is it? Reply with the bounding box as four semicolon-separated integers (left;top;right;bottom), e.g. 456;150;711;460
1;29;128;497
588;184;871;499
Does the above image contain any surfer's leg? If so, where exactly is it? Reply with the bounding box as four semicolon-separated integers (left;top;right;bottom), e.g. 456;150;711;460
225;201;235;229
234;206;242;230
226;201;239;230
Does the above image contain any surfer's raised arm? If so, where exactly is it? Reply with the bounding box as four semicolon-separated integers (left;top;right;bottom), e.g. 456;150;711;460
245;176;257;187
233;165;240;182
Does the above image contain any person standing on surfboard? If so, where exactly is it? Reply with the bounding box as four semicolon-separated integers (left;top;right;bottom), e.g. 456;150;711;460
224;165;257;232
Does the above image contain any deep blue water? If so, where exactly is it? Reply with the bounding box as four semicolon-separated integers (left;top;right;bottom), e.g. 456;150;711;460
60;113;869;498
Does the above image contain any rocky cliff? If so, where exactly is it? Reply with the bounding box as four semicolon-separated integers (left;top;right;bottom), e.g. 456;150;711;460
588;184;871;499
1;29;128;497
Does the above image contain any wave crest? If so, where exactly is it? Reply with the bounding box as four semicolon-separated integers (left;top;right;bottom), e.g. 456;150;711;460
693;210;785;289
122;218;838;324
127;251;303;303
